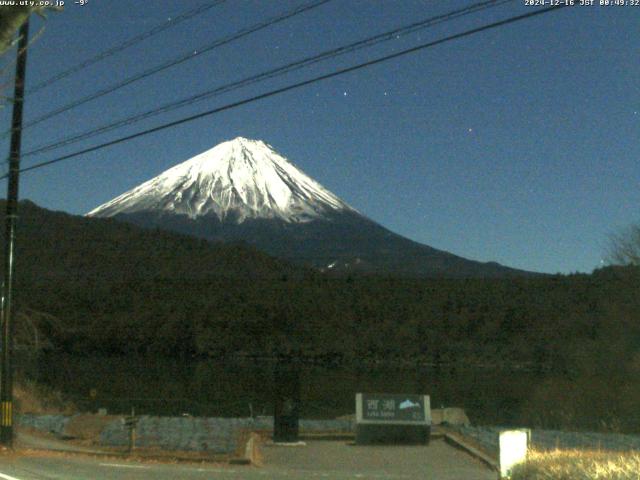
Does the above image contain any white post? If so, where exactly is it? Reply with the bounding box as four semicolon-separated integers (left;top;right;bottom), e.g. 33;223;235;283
499;429;529;478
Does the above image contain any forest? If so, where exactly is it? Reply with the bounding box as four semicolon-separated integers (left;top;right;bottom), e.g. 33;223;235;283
5;201;640;431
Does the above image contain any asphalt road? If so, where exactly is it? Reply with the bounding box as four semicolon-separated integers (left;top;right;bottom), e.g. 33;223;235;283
0;455;249;480
0;439;496;479
263;439;497;480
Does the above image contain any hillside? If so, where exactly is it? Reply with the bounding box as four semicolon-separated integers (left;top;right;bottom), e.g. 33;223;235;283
12;199;299;282
118;209;532;277
3;200;309;355
1;200;639;379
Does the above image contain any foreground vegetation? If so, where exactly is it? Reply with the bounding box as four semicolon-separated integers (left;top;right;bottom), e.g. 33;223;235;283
14;379;75;414
510;450;640;480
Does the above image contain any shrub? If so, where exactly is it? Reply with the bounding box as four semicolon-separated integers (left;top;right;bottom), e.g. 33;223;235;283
510;449;640;480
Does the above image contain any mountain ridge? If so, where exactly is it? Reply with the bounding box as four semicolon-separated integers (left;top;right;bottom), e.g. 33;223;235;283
89;137;537;278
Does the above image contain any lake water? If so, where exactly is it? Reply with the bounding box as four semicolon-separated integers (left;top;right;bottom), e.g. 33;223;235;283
24;354;539;426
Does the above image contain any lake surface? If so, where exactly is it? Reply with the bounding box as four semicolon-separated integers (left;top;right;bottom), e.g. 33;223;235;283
23;354;540;425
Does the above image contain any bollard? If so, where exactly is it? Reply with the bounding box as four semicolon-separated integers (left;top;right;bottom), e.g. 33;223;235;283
124;407;139;454
499;429;530;478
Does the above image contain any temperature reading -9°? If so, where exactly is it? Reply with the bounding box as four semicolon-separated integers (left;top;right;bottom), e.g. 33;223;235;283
75;0;89;5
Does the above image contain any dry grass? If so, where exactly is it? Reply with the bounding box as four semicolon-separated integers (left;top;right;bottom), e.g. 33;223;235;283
14;380;75;414
64;414;119;442
510;449;640;480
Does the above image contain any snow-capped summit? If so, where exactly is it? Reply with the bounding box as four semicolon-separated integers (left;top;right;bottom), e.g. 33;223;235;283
87;137;531;278
87;137;354;223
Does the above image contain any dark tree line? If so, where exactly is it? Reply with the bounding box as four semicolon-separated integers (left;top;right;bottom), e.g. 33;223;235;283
4;201;639;378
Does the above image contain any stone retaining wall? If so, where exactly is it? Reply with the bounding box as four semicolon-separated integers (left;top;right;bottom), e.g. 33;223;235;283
18;414;70;436
18;414;353;453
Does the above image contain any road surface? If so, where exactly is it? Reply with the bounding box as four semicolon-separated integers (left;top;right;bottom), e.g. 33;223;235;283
0;439;496;479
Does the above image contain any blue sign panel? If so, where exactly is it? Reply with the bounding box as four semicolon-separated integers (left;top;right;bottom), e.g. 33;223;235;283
361;394;426;422
356;393;430;426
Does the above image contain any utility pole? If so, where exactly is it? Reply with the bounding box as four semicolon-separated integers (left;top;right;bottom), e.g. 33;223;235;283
0;18;29;447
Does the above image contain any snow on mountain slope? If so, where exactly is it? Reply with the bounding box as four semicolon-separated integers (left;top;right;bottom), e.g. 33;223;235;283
87;137;355;223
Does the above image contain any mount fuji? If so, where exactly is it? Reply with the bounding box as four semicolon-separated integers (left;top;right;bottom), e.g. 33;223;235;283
88;137;529;277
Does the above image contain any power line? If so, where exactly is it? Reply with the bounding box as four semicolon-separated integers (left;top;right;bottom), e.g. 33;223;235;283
2;4;568;181
6;0;332;137
23;0;514;159
25;1;226;95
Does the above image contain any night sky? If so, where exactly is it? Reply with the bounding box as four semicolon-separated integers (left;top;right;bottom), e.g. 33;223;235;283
0;0;638;274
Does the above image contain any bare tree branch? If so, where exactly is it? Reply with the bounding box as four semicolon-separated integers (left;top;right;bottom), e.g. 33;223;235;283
607;224;640;266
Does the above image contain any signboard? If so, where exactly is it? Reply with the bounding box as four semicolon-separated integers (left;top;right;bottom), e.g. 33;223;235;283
356;393;430;425
355;393;431;445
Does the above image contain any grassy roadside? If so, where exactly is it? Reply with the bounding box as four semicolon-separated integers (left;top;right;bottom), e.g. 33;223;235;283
510;449;640;480
15;380;75;414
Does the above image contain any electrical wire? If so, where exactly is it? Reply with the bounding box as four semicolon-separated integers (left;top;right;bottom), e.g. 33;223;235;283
22;0;514;159
4;0;333;138
25;1;226;95
1;4;568;180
